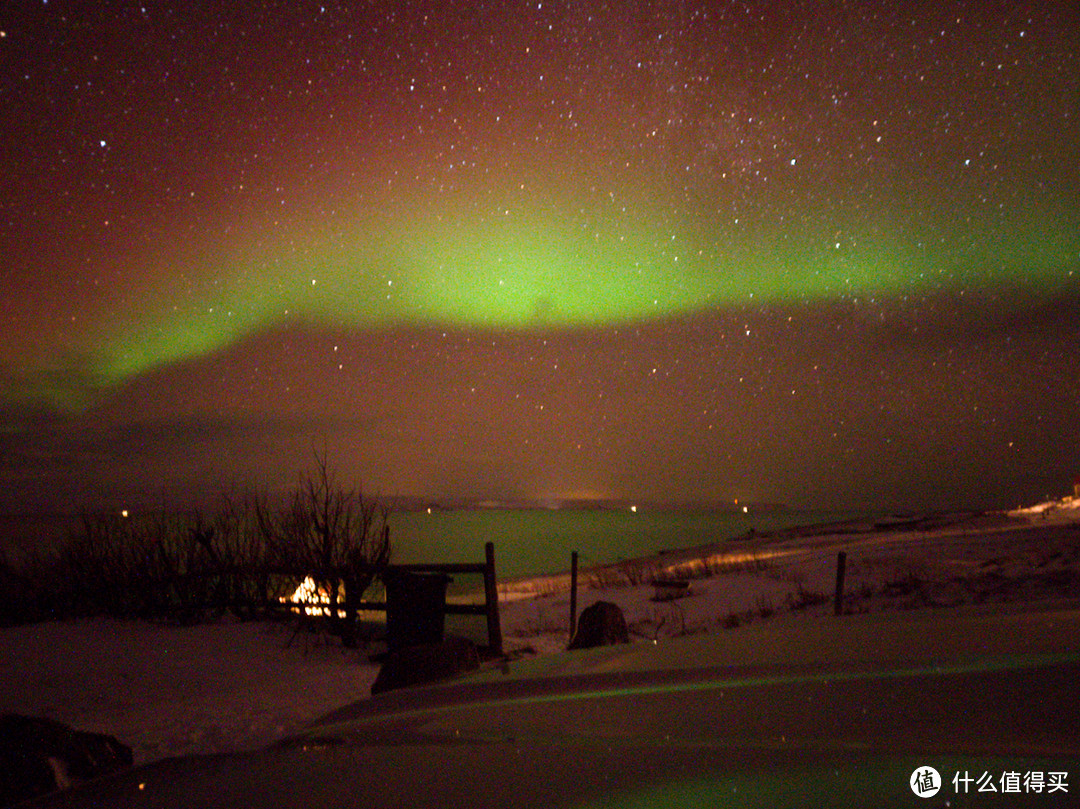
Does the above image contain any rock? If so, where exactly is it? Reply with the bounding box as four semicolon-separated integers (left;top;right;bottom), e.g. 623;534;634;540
371;636;481;695
567;600;629;650
0;714;133;806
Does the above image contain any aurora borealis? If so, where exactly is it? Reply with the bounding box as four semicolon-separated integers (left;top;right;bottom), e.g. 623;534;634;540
1;0;1078;513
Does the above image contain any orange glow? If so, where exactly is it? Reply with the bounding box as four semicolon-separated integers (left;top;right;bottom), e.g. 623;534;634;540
279;576;347;619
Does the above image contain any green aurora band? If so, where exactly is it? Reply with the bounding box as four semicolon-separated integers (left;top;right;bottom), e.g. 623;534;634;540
19;199;1080;412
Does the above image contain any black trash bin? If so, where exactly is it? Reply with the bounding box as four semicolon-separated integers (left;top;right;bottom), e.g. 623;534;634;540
383;570;451;651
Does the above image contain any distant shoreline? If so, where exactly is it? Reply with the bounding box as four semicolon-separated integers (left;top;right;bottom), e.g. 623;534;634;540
498;503;1076;597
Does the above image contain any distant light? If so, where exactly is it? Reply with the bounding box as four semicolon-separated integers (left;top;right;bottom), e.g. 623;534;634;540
630;505;637;513
426;507;432;514
121;509;129;518
742;506;748;514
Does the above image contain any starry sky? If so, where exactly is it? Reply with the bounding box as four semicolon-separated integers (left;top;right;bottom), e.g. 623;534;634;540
1;0;1077;514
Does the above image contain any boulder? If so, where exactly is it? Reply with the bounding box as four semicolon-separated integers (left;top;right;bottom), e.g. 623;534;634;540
568;600;629;650
371;636;481;695
0;714;133;806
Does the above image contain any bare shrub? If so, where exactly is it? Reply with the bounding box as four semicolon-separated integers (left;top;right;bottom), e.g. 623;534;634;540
721;611;743;629
2;455;391;630
784;585;829;611
585;562;658;590
251;454;391;642
755;595;775;619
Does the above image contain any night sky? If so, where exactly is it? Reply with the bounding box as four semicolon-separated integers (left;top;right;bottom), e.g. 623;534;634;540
1;0;1077;514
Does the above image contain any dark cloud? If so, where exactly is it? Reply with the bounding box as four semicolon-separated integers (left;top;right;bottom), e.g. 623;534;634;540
856;287;1080;350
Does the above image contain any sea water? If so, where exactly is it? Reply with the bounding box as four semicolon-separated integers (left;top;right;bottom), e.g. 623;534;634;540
387;507;849;580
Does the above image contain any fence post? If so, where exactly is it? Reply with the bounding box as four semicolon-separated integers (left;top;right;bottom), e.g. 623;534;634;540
483;541;503;656
569;550;579;639
342;567;358;648
834;550;847;616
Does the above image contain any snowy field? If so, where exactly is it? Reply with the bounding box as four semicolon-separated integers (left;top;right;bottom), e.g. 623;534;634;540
499;496;1080;655
2;497;1078;766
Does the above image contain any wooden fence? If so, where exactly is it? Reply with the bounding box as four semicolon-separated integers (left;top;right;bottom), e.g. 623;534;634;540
344;541;502;655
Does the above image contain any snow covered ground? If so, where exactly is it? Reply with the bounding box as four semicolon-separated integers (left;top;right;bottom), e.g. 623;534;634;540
2;498;1078;767
499;497;1080;656
0;618;380;763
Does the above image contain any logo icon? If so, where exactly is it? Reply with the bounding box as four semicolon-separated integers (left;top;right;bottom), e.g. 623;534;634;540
911;766;941;797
